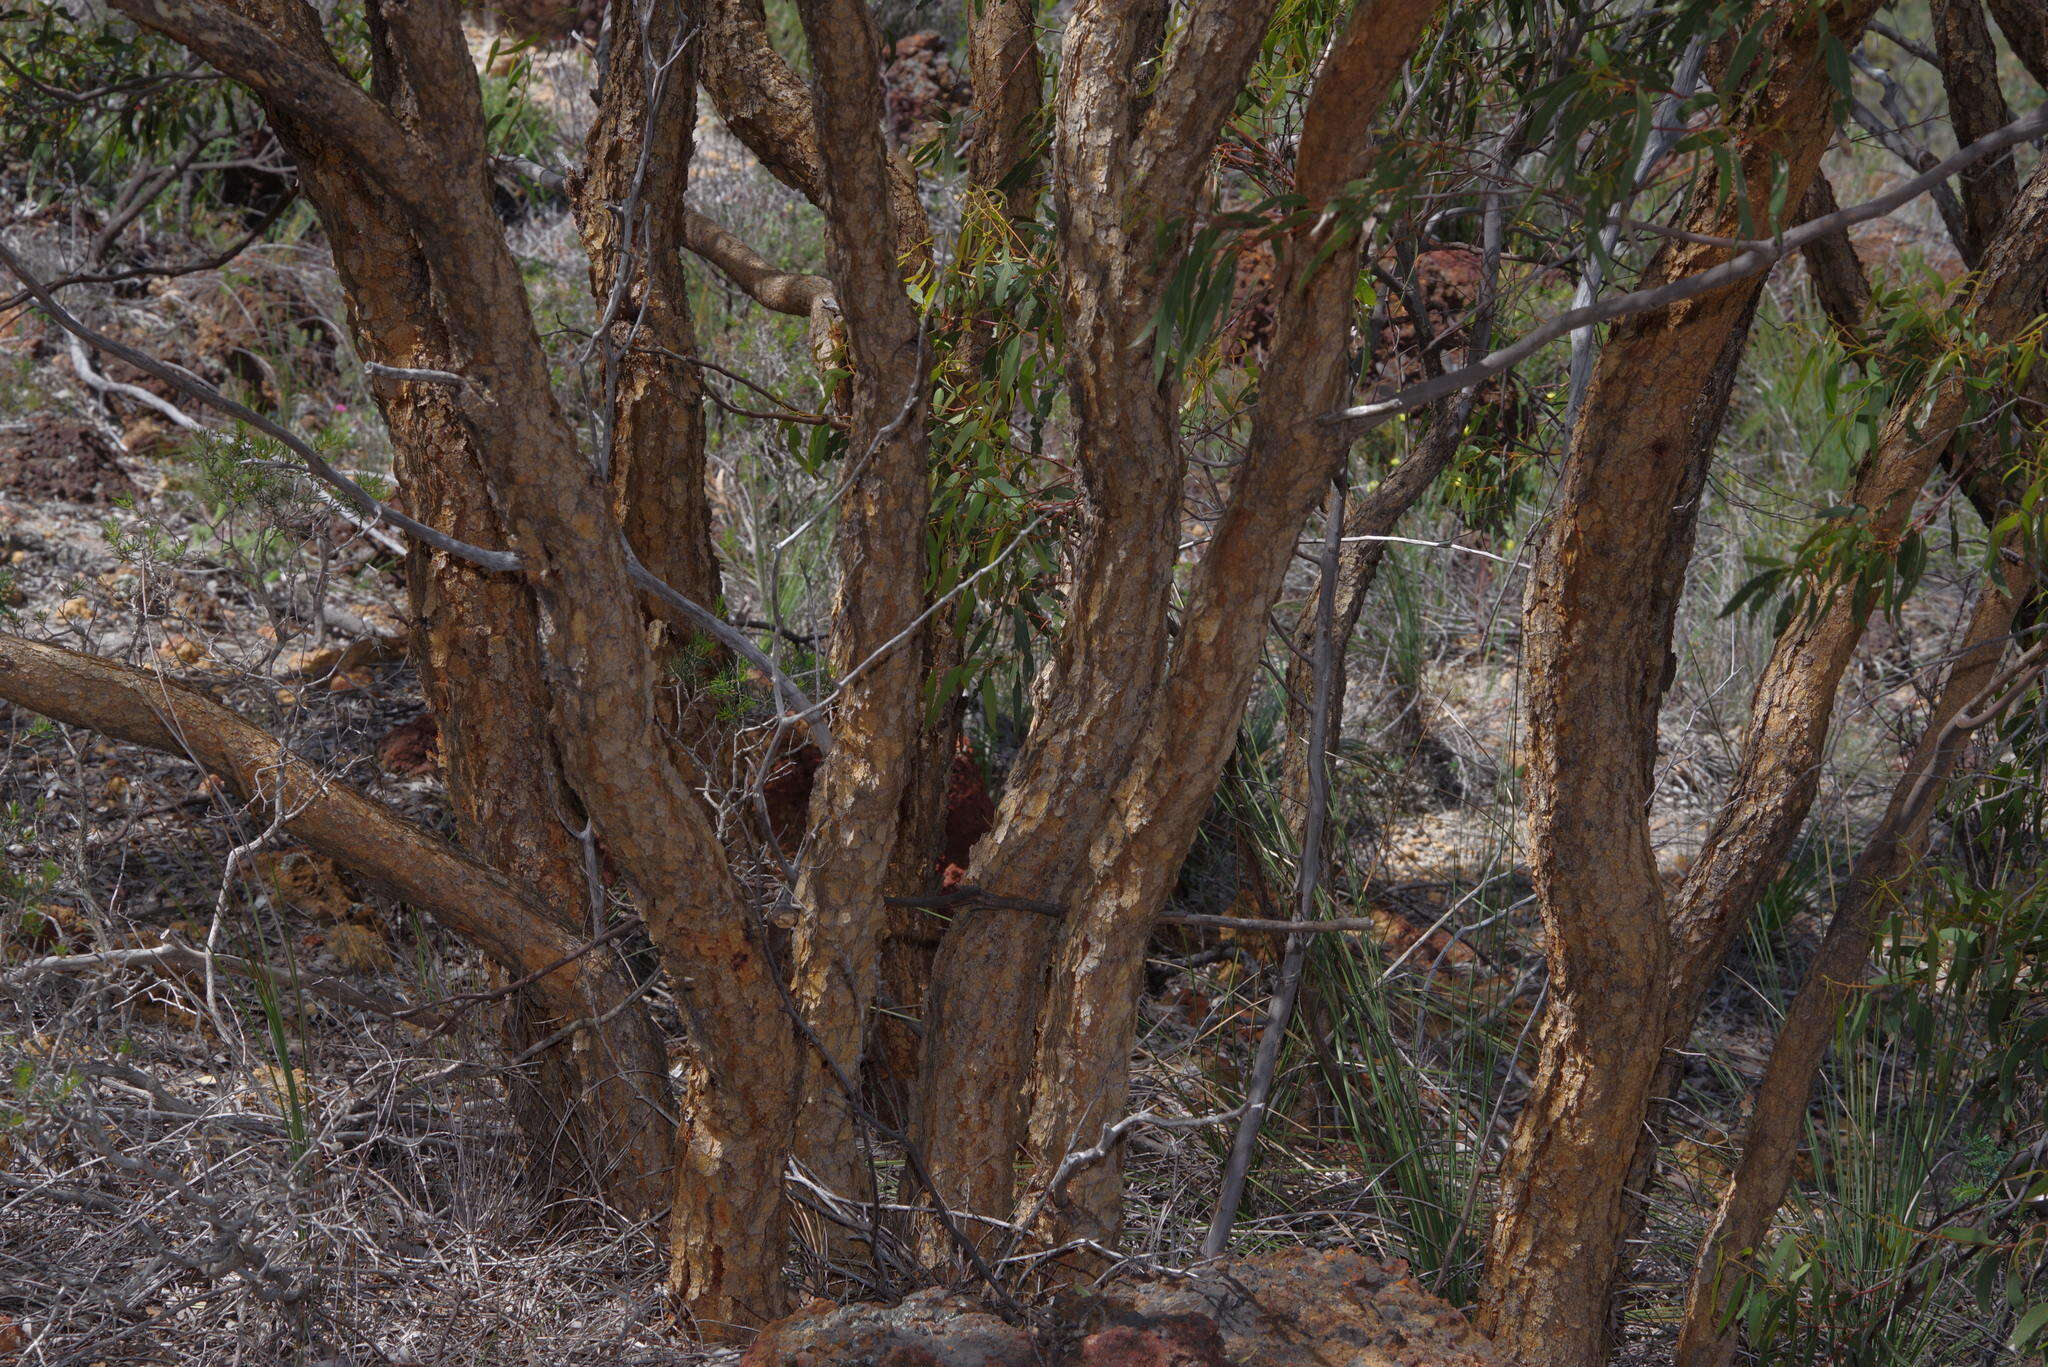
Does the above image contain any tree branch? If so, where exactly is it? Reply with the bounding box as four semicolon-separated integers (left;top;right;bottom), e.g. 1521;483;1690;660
0;234;833;752
1325;101;2048;429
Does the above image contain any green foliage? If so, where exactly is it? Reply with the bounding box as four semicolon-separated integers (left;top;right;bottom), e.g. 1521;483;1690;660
1200;751;1523;1301
1724;297;2046;633
1;801;58;919
1720;502;1930;634
907;191;1070;728
1735;880;2048;1366
1;6;242;194
1145;213;1268;386
1302;914;1521;1299
475;33;570;169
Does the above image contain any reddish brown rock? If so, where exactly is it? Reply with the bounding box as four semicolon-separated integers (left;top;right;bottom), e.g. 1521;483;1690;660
738;1288;1036;1367
739;1250;1495;1367
1075;1314;1231;1366
883;30;971;145
1101;1248;1502;1367
0;420;142;504
942;740;994;870
376;714;441;777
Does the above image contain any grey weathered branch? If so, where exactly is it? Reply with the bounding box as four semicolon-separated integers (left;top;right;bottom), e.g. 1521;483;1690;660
494;154;833;315
1326;101;2048;429
0;235;832;753
6;934;442;1027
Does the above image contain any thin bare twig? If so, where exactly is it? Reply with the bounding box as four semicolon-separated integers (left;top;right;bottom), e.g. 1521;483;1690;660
0;234;834;752
1204;473;1346;1257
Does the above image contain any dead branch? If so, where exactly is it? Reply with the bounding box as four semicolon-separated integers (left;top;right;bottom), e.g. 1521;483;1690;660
0;633;677;1211
6;933;442;1026
1326;100;2048;429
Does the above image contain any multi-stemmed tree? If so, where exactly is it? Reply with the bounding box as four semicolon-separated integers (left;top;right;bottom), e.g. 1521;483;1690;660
4;0;2043;1360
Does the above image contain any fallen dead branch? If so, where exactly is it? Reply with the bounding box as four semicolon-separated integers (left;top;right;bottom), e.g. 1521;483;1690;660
0;631;677;1213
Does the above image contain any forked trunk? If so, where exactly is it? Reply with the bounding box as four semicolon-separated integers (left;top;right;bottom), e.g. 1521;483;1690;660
1477;7;1879;1362
571;0;723;719
1012;0;1445;1256
225;0;670;1217
914;0;1214;1257
102;0;807;1329
782;0;934;1218
1673;553;2040;1367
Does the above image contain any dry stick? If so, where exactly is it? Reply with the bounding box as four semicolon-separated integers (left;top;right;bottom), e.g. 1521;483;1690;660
896;896;1472;940
0;235;833;754
65;330;205;432
885;884;1064;918
496;153;835;317
0;190;296;312
1006;1105;1247;1270
1563;34;1708;431
1203;474;1347;1258
755;921;1021;1314
0;634;671;1104
69;328;407;559
404;921;634;1033
5;934;443;1027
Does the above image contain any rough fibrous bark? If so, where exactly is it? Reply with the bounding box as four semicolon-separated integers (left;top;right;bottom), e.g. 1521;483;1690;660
1654;168;2048;1363
698;0;928;256
1796;171;1874;351
104;0;802;1332
572;0;721;670
916;0;1282;1256
1931;0;2018;262
784;0;934;1212
966;0;1043;221
1477;6;1880;1363
208;0;653;1215
1011;0;1446;1256
1669;149;2048;1066
867;0;1043;1139
1984;0;2048;90
1673;551;2040;1367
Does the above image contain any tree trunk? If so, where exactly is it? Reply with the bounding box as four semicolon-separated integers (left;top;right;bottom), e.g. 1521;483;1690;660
914;0;1251;1257
1672;553;2040;1367
1476;7;1879;1363
864;0;1042;1138
1931;0;2018;263
210;0;664;1217
698;0;929;257
1667;149;2048;1079
1606;132;2048;1333
1796;171;1874;351
783;0;934;1216
571;0;722;694
1011;0;1445;1257
1985;0;2048;87
105;0;807;1329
